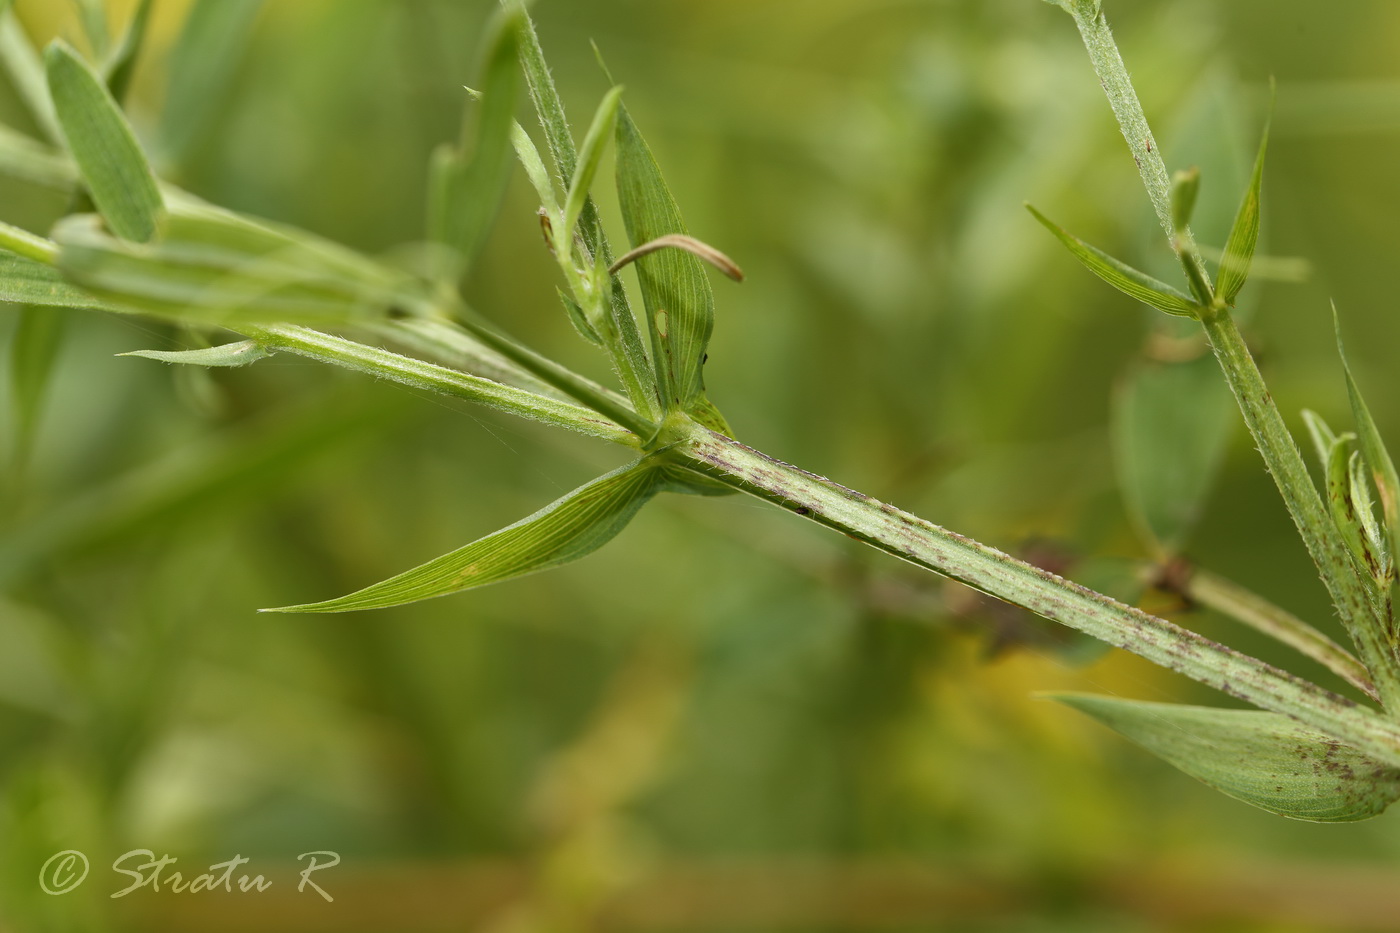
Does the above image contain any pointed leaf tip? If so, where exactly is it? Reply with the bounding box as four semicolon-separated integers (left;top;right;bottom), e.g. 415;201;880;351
1335;305;1400;578
1216;107;1271;305
119;340;270;368
1053;693;1400;822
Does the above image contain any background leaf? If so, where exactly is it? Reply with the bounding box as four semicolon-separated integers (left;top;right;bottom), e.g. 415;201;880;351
1113;353;1236;554
156;0;263;164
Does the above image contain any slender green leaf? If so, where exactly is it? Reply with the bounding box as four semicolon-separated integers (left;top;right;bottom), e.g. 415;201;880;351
120;340;270;368
0;249;102;308
1113;354;1235;554
45;40;163;243
427;10;520;282
158;0;263;163
560;85;623;258
53;211;427;326
1350;449;1392;581
558;286;603;346
1336;312;1400;581
266;458;666;613
1026;205;1199;317
514;6;657;420
1302;409;1339;474
245;324;636;446
1216;113;1270;305
103;0;155;103
507;118;559;216
514;2;579;189
0;7;61;143
1053;693;1400;822
615;101;716;411
1326;435;1383;582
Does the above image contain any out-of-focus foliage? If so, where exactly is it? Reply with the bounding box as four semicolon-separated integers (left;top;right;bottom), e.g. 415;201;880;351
4;1;1400;930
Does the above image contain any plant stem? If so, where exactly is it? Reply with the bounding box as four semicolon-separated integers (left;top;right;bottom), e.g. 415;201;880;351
1063;2;1400;708
442;303;654;438
0;218;57;263
246;324;638;448
671;425;1400;767
371;317;566;399
1179;565;1376;701
1199;306;1400;705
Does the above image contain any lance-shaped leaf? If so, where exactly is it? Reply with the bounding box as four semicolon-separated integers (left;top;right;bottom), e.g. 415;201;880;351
1350;448;1392;581
1216;112;1270;306
1336;312;1400;580
1026;205;1199;317
266;459;666;613
427;8;520;283
1326;435;1385;582
615;101;716;412
1302;409;1339;474
45;40;163;243
1113;352;1235;554
1052;693;1400;822
120;340;270;368
54;210;426;326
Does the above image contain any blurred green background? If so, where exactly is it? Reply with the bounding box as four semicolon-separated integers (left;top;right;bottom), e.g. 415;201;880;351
3;0;1400;930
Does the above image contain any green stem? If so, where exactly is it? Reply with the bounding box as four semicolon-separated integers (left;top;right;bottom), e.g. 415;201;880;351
672;425;1400;767
1199;308;1400;706
246;324;638;448
1181;565;1377;701
370;318;566;399
1066;5;1212;281
0;219;57;263
1064;2;1400;707
443;303;654;438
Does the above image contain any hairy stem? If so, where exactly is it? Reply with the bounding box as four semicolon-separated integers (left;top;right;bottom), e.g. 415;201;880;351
1064;1;1400;707
672;425;1400;766
1180;565;1376;701
1199;307;1400;705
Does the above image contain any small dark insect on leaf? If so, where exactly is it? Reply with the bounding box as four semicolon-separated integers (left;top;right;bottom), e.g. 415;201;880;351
538;207;554;250
795;506;811;516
